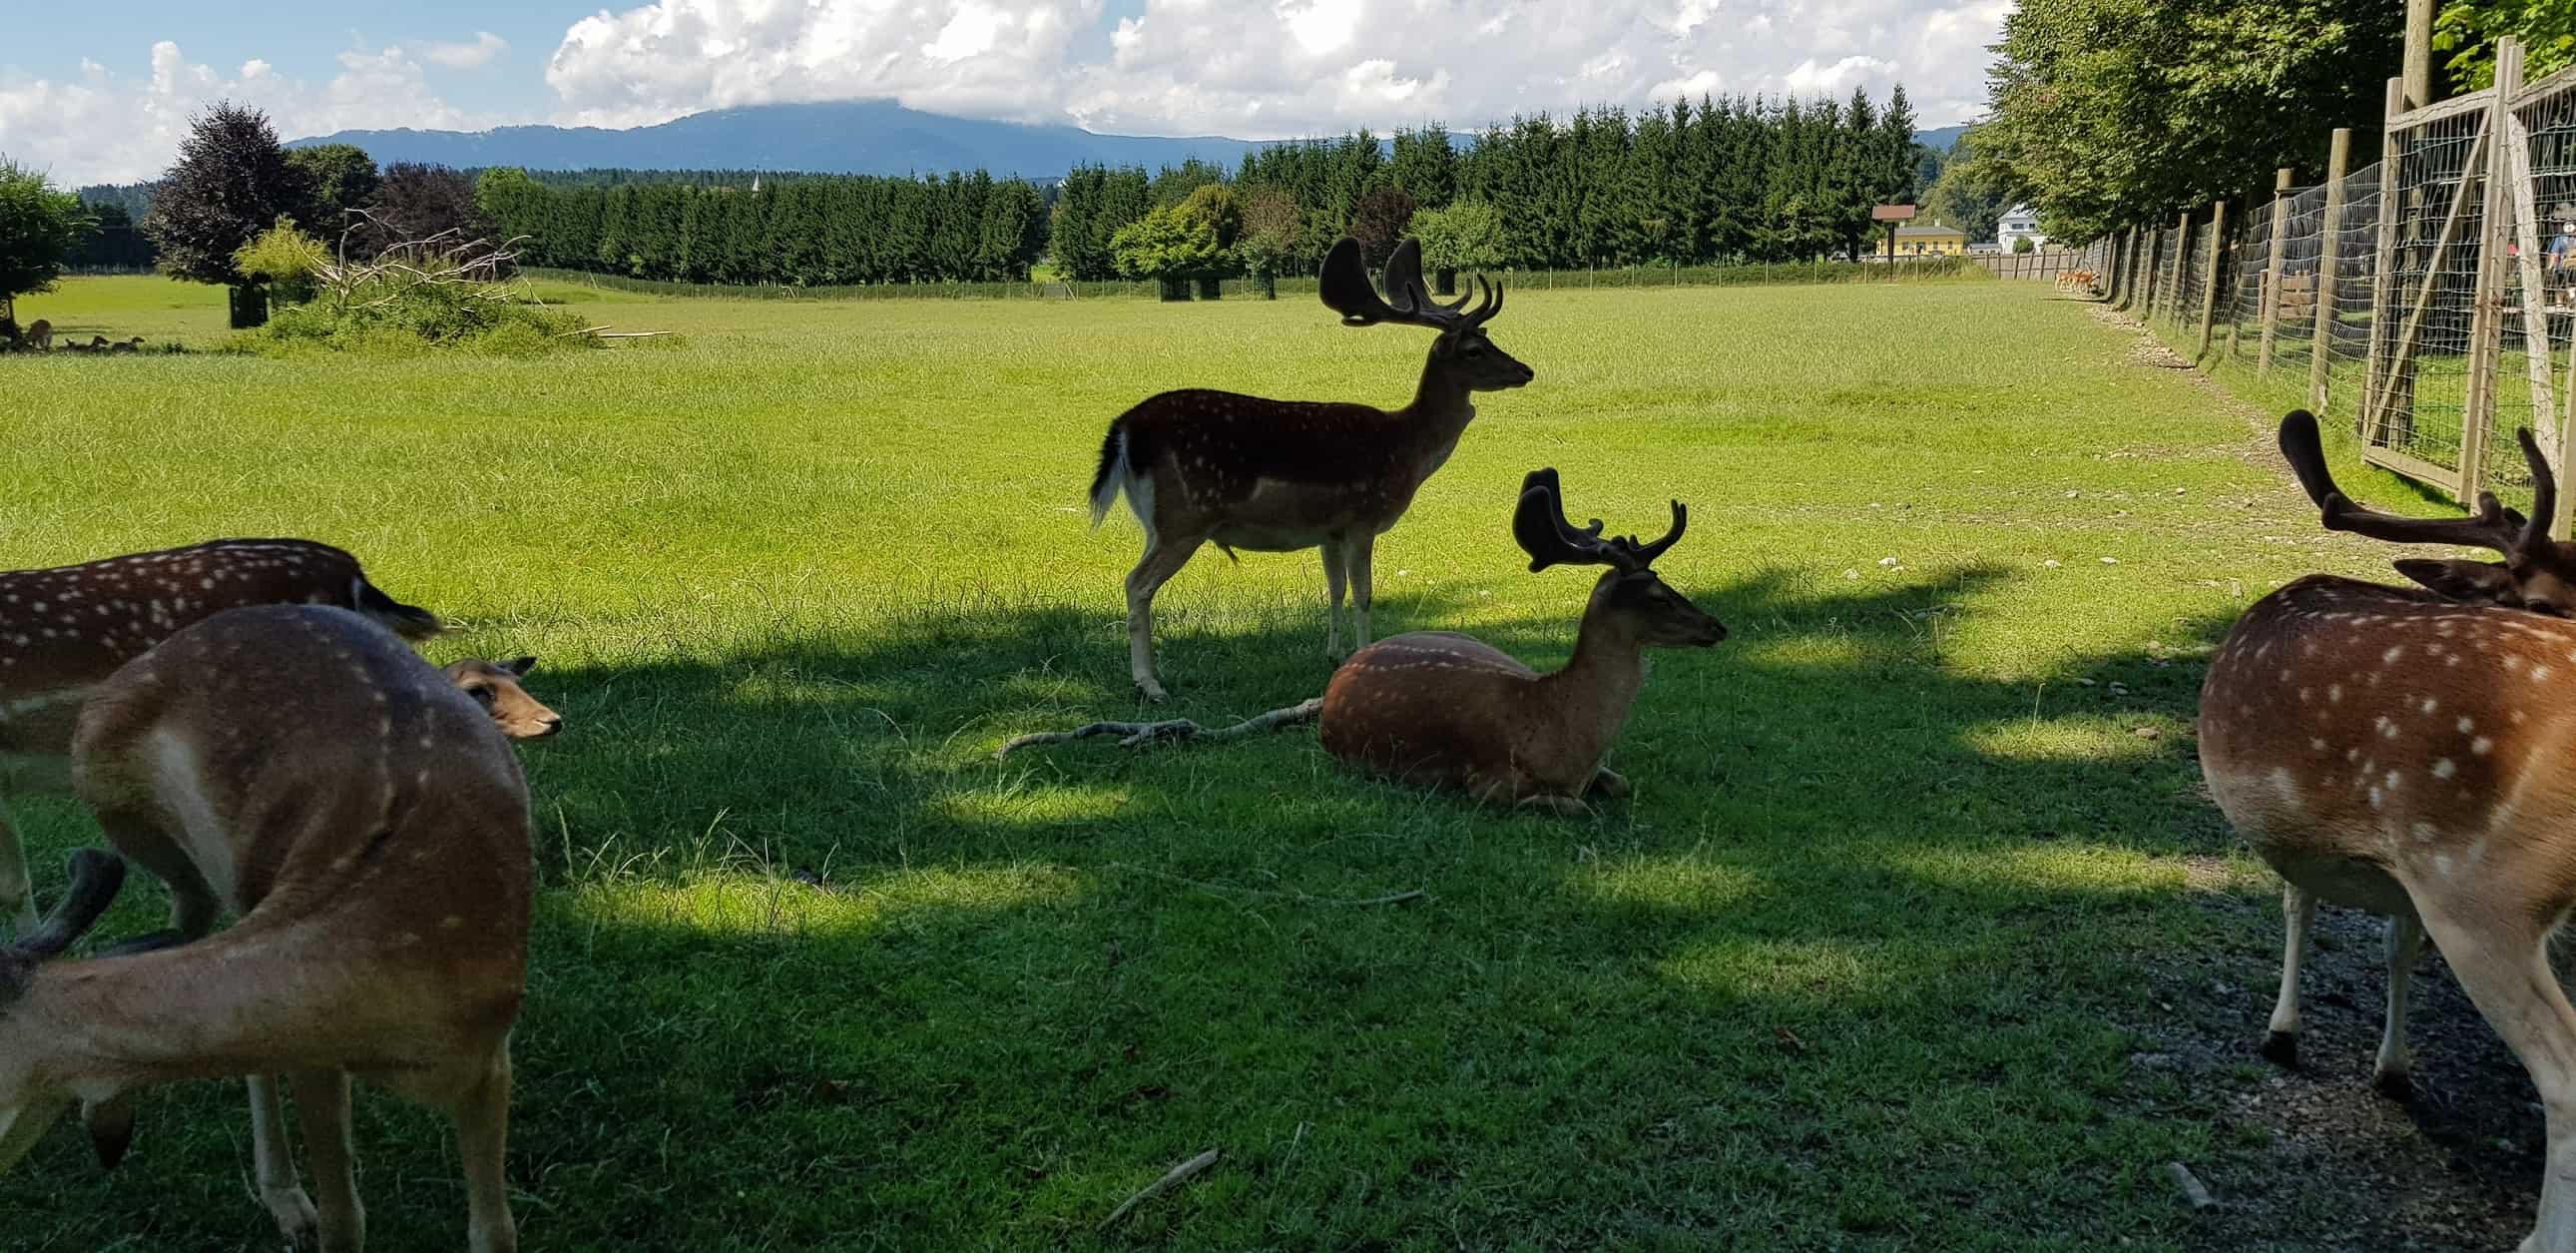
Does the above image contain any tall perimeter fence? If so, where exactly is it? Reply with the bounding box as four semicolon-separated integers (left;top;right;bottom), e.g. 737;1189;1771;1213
2090;36;2576;532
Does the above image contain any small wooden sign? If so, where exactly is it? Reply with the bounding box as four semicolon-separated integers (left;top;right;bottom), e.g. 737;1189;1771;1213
1871;205;1918;223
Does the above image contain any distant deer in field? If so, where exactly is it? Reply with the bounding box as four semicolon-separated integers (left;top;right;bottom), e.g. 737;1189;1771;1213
25;320;50;351
2203;409;2576;1251
0;604;535;1252
105;336;143;354
1088;236;1533;700
0;539;557;938
1010;469;1725;814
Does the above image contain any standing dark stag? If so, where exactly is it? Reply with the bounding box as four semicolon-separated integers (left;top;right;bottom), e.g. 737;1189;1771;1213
1087;237;1533;700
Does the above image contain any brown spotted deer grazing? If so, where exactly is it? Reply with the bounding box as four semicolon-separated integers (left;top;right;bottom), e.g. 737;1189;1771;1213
1;539;447;936
1088;236;1533;700
0;604;534;1252
1009;469;1724;815
2203;408;2576;1250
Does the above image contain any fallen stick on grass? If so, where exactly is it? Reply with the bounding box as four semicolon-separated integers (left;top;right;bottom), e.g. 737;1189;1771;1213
997;698;1321;760
1101;1147;1221;1230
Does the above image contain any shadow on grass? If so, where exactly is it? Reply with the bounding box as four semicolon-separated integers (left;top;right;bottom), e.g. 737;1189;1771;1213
6;564;2538;1249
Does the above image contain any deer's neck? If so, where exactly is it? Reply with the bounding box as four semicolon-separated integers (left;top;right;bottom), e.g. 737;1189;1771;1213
1399;355;1477;440
1534;613;1649;768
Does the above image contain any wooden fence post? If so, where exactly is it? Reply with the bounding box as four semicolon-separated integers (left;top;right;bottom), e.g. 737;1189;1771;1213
2259;168;2296;374
2362;78;2407;444
2144;227;2166;315
2166;210;2193;324
2460;36;2522;502
2197;200;2230;357
2311;129;2353;412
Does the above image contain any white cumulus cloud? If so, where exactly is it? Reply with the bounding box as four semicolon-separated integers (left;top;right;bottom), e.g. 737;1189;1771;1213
418;32;511;71
0;39;494;185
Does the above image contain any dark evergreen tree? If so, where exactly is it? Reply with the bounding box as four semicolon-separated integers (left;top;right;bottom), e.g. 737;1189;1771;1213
145;102;313;323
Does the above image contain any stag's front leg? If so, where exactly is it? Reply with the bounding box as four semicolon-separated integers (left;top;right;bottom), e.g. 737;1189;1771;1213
2263;881;2318;1065
1125;534;1204;702
2411;902;2576;1253
1320;542;1348;659
250;1074;321;1248
292;1069;364;1253
0;797;36;935
1347;534;1376;652
1588;768;1631;799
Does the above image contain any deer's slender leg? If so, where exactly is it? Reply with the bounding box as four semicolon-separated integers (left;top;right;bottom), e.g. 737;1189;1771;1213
1347;533;1377;652
2264;881;2317;1065
1320;543;1348;659
2375;908;2428;1098
451;1045;519;1253
90;807;221;956
293;1069;364;1253
1589;768;1631;799
1126;533;1204;702
251;1074;320;1247
2412;901;2576;1253
0;796;36;935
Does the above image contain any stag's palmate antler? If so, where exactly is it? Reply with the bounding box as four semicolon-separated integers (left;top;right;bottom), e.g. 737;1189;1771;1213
1088;237;1532;700
2203;409;2576;1250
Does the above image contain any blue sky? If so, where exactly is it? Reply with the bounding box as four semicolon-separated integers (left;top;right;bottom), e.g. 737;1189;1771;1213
1;0;2004;185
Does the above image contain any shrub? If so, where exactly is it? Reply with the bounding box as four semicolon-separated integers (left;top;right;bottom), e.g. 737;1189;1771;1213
244;233;592;354
232;218;329;304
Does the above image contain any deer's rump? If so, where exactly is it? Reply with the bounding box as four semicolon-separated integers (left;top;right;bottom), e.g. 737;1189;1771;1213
1319;633;1540;788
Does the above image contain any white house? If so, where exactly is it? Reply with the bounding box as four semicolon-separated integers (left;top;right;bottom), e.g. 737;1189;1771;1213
1996;204;2046;252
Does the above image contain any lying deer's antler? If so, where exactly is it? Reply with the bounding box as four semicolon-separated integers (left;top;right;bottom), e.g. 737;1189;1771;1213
1513;467;1686;574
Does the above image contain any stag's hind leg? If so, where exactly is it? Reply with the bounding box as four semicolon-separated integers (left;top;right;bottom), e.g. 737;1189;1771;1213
1126;533;1205;702
292;1069;364;1253
1321;543;1348;659
2374;908;2427;1099
2264;881;2318;1065
1346;534;1377;652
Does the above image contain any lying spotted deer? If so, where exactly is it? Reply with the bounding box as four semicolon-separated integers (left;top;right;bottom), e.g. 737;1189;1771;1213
0;604;535;1252
1088;236;1533;700
2203;408;2576;1249
0;538;555;937
1010;469;1725;814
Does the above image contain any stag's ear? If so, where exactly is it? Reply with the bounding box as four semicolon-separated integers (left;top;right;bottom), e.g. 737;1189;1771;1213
2393;558;2518;603
501;656;538;676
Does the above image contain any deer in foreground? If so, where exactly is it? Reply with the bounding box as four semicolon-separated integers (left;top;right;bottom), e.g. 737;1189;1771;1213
1009;469;1724;814
0;604;534;1252
1088;236;1533;700
0;538;550;938
2203;408;2576;1251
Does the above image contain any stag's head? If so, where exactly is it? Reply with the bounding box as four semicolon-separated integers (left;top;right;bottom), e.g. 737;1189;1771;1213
0;850;126;1173
1320;238;1533;392
442;656;563;740
2280;409;2576;613
1513;467;1725;648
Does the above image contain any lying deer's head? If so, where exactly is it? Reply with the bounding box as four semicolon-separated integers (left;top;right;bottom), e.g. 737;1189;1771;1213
0;850;126;1173
1513;467;1726;648
1320;238;1533;392
441;656;564;740
2280;409;2576;613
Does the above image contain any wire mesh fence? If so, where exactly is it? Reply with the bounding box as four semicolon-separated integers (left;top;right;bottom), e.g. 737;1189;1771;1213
2364;102;2490;480
2489;71;2576;495
2322;161;2383;407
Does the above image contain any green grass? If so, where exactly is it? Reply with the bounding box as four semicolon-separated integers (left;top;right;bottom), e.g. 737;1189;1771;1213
0;274;2451;1249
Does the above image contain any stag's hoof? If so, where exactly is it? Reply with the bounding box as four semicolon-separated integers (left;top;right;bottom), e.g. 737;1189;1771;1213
2372;1068;2413;1101
1135;680;1170;703
2260;1030;2299;1067
1590;769;1632;799
263;1185;320;1249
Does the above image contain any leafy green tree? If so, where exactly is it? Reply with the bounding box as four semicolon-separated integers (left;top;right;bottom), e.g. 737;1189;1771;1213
1977;0;2399;241
1389;126;1457;209
1923;127;2014;245
1409;199;1507;292
1235;187;1300;296
2439;1;2576;88
364;163;485;255
145;103;314;323
1112;204;1222;299
285;144;379;239
0;160;92;323
232;218;329;303
1347;185;1417;269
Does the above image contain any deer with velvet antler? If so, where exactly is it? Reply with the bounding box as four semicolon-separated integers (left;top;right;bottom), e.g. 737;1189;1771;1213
1088;236;1533;700
1011;469;1724;814
2206;409;2576;1251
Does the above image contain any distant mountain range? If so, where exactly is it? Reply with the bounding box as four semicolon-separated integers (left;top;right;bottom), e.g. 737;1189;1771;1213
291;100;1977;180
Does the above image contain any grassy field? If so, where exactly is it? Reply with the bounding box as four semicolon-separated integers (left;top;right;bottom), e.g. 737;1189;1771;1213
1;275;2547;1250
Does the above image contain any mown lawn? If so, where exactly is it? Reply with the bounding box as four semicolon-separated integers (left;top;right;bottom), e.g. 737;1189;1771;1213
0;274;2536;1249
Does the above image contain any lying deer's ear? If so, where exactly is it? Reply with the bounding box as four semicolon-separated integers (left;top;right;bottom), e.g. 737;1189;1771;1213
502;656;538;676
2393;558;2518;603
82;1093;137;1170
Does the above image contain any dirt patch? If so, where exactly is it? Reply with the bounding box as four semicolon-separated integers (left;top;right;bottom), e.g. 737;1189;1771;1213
2120;893;2546;1250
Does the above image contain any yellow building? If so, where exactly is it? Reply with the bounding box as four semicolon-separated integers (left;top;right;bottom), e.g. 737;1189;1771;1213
1892;221;1967;257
